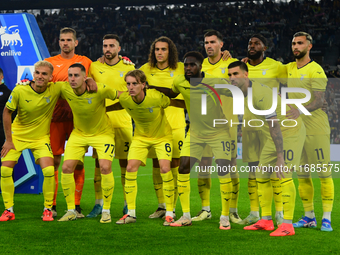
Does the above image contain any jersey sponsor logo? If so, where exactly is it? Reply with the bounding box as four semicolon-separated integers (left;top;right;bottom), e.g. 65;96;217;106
150;73;155;76
85;97;94;104
99;71;104;74
300;74;306;80
169;71;174;77
67;98;72;101
147;106;154;113
261;69;269;75
317;71;322;74
119;71;125;77
127;107;133;111
0;25;23;49
25;99;32;103
56;64;63;68
259;97;264;102
289;73;292;76
220;67;226;74
44;96;51;103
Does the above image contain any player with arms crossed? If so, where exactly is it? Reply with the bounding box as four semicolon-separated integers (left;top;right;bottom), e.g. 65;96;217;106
86;34;135;217
0;61;61;222
240;34;287;226
150;51;234;230
111;70;175;226
139;36;186;219
286;32;334;231
45;27;92;218
191;30;241;223
58;63;118;223
227;61;305;236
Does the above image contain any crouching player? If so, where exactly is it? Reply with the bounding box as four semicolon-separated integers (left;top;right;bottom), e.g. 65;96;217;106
228;61;306;236
58;63;120;223
0;61;61;221
108;70;176;226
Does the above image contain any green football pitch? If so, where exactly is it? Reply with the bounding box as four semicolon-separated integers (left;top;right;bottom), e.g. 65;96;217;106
1;158;339;254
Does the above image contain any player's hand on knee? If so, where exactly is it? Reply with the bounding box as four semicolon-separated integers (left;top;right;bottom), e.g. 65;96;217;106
1;141;16;158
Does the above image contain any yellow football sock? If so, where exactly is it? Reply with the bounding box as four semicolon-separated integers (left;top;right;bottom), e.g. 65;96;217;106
101;173;115;210
248;172;259;212
271;178;283;212
320;176;334;212
297;177;314;212
171;167;178;209
94;167;102;200
125;171;138;210
121;167;126;201
178;173;190;213
219;174;232;216
0;166;14;209
257;178;272;217
42;166;55;209
230;170;240;209
281;178;296;220
153;167;164;205
197;172;211;207
161;171;174;213
61;172;75;210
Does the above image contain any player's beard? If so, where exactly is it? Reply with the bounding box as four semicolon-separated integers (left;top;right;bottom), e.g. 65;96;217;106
105;52;117;60
247;50;262;60
294;49;307;59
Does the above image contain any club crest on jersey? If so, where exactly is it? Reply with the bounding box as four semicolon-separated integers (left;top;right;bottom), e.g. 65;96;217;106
300;74;306;80
220;67;226;74
44;96;51;103
119;71;125;77
147;106;154;113
261;69;268;75
85;97;94;104
169;71;174;77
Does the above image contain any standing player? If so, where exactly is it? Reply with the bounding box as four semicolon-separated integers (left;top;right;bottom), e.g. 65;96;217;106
86;34;135;218
240;34;287;226
0;68;12;148
192;30;241;223
227;61;305;236
58;63;118;223
286;32;334;232
150;52;234;230
139;36;186;219
110;70;175;226
0;61;60;221
45;27;92;218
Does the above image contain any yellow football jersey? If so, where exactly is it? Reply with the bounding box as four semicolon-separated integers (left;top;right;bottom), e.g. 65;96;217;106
247;57;287;89
6;82;62;141
202;57;239;124
172;74;230;138
140;62;186;130
286;60;329;135
119;89;172;139
88;60;134;128
244;80;303;137
60;82;117;136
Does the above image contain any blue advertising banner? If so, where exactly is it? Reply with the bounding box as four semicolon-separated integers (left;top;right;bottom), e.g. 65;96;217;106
0;13;51;194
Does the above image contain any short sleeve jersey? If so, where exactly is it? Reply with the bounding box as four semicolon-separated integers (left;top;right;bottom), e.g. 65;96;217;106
119;89;172;140
286;60;329;135
172;74;229;138
45;54;92;122
6;82;62;141
244;80;303;138
88;60;134;128
60;83;117;136
140;62;186;130
202;57;239;123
